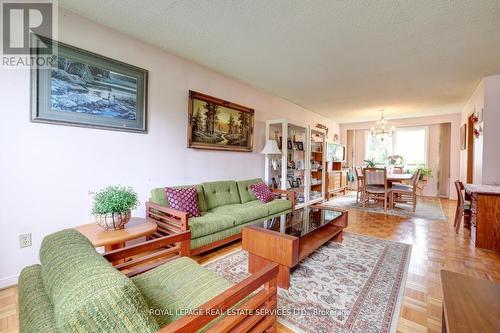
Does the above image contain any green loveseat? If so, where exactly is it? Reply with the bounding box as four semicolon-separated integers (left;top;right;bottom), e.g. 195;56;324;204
19;229;278;333
147;178;295;255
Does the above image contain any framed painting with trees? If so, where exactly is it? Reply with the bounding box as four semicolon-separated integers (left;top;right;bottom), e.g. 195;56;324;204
188;91;254;152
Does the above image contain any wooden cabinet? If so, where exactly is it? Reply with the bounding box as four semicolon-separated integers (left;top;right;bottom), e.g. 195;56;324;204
465;185;500;252
325;161;349;198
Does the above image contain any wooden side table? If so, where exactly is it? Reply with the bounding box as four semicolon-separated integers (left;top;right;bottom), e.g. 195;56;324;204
75;217;157;252
440;270;500;332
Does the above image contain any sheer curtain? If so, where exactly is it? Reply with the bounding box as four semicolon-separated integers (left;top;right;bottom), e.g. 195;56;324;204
438;123;451;197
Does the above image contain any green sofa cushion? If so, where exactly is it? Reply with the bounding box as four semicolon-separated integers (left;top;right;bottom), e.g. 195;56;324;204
202;181;241;209
190;209;291;250
39;229;159;333
132;257;233;328
150;187;169;207
263;198;293;215
209;201;269;225
236;178;262;203
189;212;237;238
151;184;207;212
18;265;57;333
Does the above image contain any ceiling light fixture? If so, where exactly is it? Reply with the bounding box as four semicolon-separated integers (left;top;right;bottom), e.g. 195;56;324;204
371;110;394;142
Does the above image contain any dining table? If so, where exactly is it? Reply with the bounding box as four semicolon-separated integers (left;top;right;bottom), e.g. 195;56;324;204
387;173;413;186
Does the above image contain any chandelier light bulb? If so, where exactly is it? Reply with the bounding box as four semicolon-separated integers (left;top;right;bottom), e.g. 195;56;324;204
372;110;394;141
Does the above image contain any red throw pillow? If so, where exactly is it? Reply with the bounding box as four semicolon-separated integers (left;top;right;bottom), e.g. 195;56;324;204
249;182;275;203
165;187;201;218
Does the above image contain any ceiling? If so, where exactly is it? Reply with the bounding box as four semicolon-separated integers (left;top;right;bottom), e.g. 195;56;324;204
59;0;500;123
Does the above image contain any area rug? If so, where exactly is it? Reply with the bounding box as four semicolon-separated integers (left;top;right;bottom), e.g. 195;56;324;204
324;192;446;221
204;233;411;333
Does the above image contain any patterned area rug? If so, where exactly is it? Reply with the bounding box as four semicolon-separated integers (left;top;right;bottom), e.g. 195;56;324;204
325;193;446;221
204;233;411;333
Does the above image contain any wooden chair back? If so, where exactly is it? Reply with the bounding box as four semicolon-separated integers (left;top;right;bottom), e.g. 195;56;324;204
354;166;363;192
455;180;465;208
412;169;421;190
363;167;387;186
355;166;363;179
393;166;404;174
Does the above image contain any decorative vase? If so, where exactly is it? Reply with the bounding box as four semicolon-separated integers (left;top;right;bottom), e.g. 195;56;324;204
95;210;131;230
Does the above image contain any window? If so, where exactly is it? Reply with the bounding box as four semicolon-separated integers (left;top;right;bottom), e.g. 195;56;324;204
365;131;393;164
394;127;428;165
365;126;428;166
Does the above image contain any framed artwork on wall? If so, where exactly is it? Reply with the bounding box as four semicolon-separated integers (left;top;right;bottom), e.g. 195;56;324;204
460;124;467;150
188;90;254;152
31;35;148;133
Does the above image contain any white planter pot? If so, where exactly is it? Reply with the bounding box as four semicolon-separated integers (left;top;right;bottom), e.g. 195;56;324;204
95;210;131;230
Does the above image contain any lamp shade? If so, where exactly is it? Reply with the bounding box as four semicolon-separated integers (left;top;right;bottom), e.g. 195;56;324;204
260;140;282;155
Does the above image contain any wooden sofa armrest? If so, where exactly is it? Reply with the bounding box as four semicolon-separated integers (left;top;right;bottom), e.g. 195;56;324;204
146;201;189;235
160;263;279;333
103;231;191;277
271;188;296;210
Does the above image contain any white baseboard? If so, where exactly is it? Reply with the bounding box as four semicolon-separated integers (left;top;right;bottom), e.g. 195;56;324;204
0;275;18;289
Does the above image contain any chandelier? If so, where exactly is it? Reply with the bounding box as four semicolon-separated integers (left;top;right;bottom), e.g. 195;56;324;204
371;110;394;142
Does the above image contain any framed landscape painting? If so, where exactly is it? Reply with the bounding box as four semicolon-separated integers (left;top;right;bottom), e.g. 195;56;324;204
31;35;148;133
188;91;254;152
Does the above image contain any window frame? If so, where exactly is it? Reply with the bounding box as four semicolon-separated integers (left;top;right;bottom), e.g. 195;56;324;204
364;125;429;167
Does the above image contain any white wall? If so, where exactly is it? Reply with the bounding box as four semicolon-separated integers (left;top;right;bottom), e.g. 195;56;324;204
483;76;500;185
459;75;500;185
459;80;484;183
339;113;461;199
0;8;339;287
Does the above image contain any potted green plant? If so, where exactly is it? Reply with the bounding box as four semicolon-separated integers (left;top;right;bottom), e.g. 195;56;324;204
405;166;432;195
363;158;376;167
91;185;139;230
416;166;432;181
387;155;404;166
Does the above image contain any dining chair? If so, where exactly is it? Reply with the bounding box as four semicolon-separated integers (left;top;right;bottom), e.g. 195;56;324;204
362;167;390;211
453;180;471;233
390;169;421;212
355;166;364;203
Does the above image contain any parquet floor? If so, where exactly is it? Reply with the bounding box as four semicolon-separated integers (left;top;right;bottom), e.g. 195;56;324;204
1;197;499;333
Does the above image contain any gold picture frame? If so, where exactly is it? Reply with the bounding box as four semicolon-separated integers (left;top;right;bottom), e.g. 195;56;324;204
188;91;254;152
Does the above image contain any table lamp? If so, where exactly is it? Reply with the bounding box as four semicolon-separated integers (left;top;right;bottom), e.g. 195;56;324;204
261;140;282;187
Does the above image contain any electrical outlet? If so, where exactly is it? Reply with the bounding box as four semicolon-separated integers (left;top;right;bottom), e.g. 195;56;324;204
19;233;32;248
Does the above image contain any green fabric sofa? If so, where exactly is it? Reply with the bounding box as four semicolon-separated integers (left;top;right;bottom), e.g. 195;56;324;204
18;229;279;333
147;178;294;255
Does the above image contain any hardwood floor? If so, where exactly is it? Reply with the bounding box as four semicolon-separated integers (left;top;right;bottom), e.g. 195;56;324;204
1;197;499;333
0;287;17;333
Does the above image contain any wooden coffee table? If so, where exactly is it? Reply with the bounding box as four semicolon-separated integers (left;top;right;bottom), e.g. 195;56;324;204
242;204;348;289
75;217;157;252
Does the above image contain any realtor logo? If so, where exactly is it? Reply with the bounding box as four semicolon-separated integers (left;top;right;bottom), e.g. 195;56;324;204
1;0;57;67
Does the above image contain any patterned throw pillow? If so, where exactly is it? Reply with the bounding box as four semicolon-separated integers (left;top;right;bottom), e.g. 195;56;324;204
165;187;201;218
249;182;275;203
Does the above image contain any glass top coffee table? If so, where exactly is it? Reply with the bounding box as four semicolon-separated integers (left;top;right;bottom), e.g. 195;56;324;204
257;206;344;238
242;204;348;289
